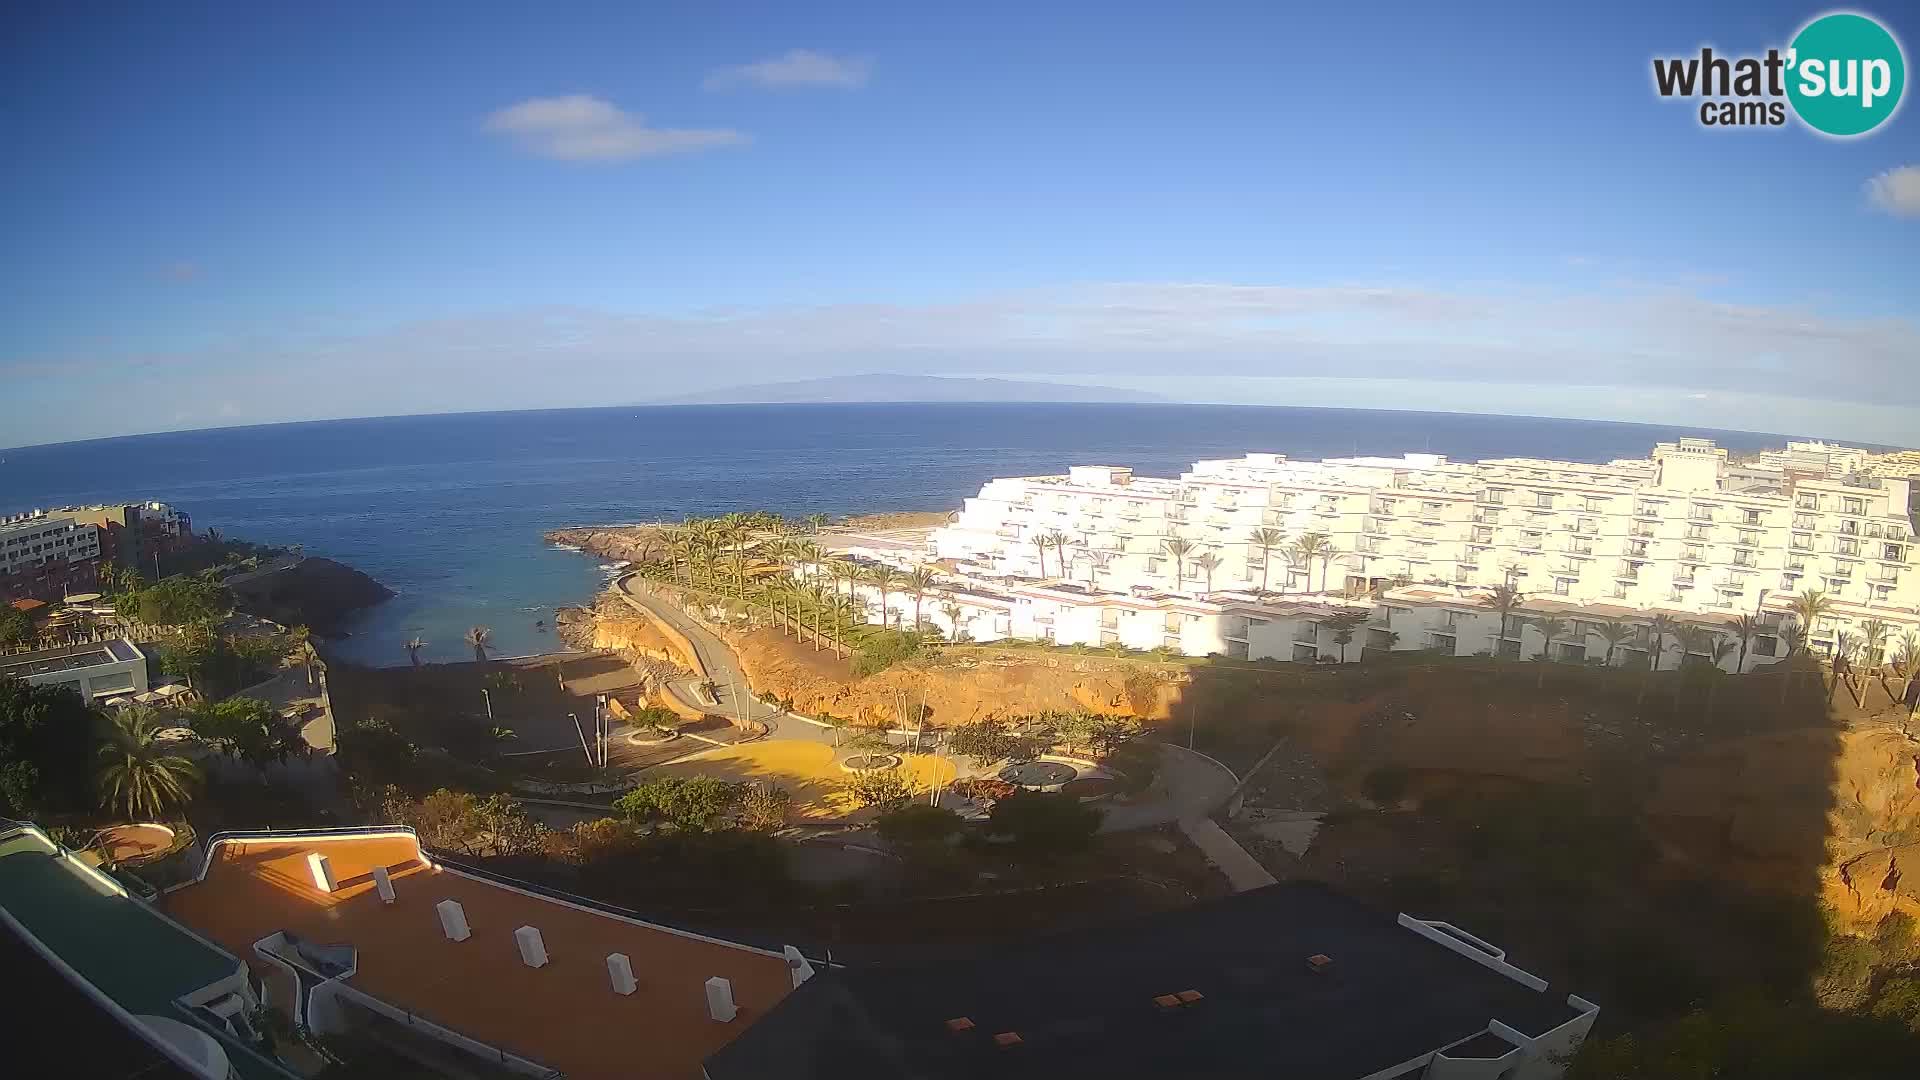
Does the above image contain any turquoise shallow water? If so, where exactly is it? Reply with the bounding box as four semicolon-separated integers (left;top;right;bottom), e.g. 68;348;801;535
1;403;1790;666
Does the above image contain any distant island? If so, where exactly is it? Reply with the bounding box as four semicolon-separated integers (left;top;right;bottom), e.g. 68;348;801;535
654;373;1167;405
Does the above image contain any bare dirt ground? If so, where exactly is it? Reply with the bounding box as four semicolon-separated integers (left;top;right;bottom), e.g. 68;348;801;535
329;653;648;762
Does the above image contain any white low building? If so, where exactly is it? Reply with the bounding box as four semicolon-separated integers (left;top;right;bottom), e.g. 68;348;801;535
0;638;150;700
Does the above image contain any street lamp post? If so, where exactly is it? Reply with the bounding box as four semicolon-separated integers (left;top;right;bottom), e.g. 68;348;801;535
481;689;492;721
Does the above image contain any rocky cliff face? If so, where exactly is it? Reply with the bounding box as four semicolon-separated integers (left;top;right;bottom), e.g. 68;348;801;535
227;557;392;635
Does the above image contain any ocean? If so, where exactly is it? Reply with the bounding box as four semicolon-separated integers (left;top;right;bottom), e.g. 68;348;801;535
1;403;1796;666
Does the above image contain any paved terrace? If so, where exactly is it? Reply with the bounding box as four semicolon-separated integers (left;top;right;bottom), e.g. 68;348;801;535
163;830;795;1080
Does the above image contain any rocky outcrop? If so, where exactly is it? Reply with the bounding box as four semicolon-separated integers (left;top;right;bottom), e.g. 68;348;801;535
545;525;671;563
227;557;392;636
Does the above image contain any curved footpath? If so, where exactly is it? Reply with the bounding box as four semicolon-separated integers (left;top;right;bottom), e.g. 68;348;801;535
612;574;789;731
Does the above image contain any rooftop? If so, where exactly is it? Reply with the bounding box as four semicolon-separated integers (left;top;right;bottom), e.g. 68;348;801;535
0;638;142;679
163;829;795;1080
0;824;290;1079
707;881;1587;1080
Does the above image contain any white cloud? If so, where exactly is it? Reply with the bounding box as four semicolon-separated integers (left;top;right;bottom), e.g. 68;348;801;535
1865;165;1920;217
703;50;870;91
484;95;745;161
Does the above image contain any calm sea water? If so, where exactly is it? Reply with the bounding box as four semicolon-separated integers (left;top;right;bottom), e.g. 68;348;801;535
1;404;1791;666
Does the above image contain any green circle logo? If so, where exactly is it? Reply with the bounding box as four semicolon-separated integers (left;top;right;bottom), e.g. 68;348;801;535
1786;12;1906;136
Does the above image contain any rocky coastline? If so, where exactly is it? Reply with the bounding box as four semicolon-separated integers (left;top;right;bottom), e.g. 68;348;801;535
226;556;394;637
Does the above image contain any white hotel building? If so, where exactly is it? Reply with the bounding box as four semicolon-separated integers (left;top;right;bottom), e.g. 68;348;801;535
828;438;1919;671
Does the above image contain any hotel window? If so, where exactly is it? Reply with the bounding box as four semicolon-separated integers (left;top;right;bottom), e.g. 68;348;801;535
1683;543;1704;561
1793;513;1817;530
1669;588;1685;602
1570;538;1593;555
1612;584;1629;599
1690;503;1714;521
1797;493;1821;510
1744;509;1764;525
1630;521;1654;538
1733;551;1755;567
1838;538;1860;556
1780;574;1800;590
1875;585;1894;601
1687;524;1711;540
1584;496;1607;511
1629;540;1650;557
1843;497;1866;516
1787;556;1806;572
1840;520;1859;535
1454;565;1471;582
1736;529;1760;546
1886;544;1907;561
1636;499;1659;516
1484;489;1507;505
1536;492;1555;509
1554;578;1572;596
1576;517;1597;534
1423;501;1444;514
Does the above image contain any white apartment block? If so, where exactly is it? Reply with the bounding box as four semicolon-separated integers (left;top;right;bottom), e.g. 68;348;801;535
0;513;102;577
822;437;1920;670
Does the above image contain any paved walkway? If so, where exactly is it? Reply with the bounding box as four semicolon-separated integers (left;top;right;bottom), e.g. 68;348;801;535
1097;744;1240;832
612;575;787;730
1179;816;1279;892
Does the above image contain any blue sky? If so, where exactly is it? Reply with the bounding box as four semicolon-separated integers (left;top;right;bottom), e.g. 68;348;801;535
3;0;1916;447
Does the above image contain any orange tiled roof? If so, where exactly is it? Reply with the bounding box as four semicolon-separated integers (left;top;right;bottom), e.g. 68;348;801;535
163;831;792;1080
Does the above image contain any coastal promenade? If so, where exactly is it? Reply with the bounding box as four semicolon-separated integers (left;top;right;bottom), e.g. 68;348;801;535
611;574;786;731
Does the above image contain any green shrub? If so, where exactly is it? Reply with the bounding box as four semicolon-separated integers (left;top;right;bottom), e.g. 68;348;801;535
876;803;964;854
989;790;1102;855
852;630;921;677
614;775;742;832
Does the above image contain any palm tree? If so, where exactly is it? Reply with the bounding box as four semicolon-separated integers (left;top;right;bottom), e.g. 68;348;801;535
859;565;892;627
826;558;854;603
1161;537;1195;591
1247;528;1286;596
1290;532;1335;593
465;625;493;662
1890;632;1919;733
1532;616;1570;688
806;513;829;535
1082;548;1113;590
905;566;939;631
1045;530;1072;579
1704;636;1738;725
1833;631;1860;707
1858;618;1892;703
1193;552;1221;596
1787;589;1835;695
1646;614;1678;672
97;709;199;819
404;637;428;667
940;600;969;642
1731;614;1761;675
1031;534;1051;578
791;540;823;584
1480;585;1525;658
1596;620;1633;668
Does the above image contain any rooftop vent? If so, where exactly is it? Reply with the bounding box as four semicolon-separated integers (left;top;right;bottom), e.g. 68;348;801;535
305;852;335;893
436;899;470;942
1153;994;1182;1009
706;976;738;1022
514;926;548;969
371;864;395;904
607;953;636;996
1307;953;1334;974
1176;990;1204;1003
993;1032;1023;1048
945;1017;976;1033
